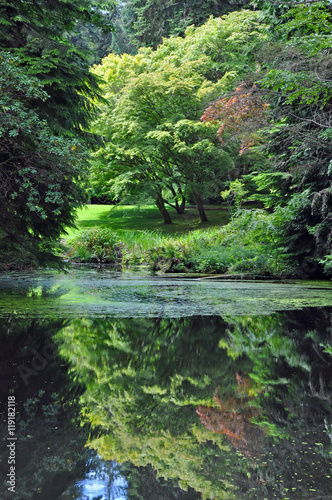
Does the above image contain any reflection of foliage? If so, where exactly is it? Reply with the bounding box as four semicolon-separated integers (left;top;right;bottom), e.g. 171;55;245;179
56;316;250;498
211;311;332;498
56;311;332;499
220;314;310;370
57;316;238;414
197;375;264;461
0;316;89;499
90;426;237;499
122;462;201;500
220;311;332;410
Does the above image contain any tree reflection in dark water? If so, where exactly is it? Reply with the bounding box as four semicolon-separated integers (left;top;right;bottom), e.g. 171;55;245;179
56;309;332;499
0;315;204;499
1;308;331;499
0;315;88;500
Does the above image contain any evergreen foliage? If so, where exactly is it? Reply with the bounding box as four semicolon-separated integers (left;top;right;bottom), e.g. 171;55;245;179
0;0;115;138
117;0;251;50
256;1;332;276
0;0;114;268
0;53;89;268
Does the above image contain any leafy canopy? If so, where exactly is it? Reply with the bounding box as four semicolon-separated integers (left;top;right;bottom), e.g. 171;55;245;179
90;10;267;223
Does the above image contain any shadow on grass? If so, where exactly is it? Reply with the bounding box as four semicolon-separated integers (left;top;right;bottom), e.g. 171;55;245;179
65;205;230;239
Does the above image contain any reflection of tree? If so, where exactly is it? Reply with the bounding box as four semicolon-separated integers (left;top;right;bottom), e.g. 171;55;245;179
56;310;332;500
0;316;90;500
57;316;243;428
122;463;201;500
0;314;214;500
222;310;332;419
197;375;264;461
221;310;332;499
0;315;68;397
57;316;250;498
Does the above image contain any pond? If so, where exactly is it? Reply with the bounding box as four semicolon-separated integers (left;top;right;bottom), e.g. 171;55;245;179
0;268;332;499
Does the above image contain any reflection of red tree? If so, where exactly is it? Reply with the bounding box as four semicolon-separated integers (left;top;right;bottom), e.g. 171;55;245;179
196;374;264;460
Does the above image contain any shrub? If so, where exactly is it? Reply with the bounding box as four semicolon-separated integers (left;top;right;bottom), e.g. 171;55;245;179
68;214;300;277
69;229;121;263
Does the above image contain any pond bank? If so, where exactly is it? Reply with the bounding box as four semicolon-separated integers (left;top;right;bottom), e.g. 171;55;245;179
64;226;330;279
69;263;293;281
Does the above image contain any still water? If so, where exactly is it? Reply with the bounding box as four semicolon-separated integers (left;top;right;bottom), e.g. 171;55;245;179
0;268;332;499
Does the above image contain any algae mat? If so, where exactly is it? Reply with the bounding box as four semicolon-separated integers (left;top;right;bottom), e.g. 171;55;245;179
0;269;331;318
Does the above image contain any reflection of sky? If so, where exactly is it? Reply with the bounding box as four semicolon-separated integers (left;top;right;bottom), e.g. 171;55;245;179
75;460;127;500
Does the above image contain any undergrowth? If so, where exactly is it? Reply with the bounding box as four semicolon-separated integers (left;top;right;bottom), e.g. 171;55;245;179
68;210;299;277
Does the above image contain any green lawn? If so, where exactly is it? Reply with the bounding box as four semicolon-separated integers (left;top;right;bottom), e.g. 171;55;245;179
63;204;230;241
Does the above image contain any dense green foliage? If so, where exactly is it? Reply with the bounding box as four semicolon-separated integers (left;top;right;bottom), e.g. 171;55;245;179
80;2;331;277
0;0;114;137
0;0;114;268
90;10;267;223
1;0;331;276
0;52;89;268
196;0;332;277
255;1;332;277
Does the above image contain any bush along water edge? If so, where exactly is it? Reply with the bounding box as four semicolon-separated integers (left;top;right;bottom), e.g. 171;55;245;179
66;216;313;278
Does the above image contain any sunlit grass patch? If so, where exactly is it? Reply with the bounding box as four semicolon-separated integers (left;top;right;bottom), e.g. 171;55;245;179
63;204;230;241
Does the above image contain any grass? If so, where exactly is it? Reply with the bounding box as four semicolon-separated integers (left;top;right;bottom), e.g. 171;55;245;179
65;205;302;277
63;204;230;241
59;203;330;278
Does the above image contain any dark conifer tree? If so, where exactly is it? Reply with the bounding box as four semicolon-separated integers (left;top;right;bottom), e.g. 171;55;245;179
118;0;250;50
0;0;115;268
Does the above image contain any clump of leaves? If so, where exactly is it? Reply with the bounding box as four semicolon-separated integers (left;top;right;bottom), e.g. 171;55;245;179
201;82;270;155
70;229;122;263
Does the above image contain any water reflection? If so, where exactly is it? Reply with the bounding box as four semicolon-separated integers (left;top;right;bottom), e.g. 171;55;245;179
1;269;332;318
56;311;332;499
0;315;205;499
72;458;128;500
0;270;332;499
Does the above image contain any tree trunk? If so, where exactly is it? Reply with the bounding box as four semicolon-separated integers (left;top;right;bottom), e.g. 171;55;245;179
174;196;186;214
156;193;172;224
167;185;186;214
193;191;208;222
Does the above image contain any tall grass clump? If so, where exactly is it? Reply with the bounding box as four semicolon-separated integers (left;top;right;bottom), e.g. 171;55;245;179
69;228;167;264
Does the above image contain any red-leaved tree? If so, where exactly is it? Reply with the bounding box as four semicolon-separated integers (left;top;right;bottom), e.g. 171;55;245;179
200;83;269;155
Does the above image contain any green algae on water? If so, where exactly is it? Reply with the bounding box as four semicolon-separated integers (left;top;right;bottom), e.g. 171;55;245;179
0;269;332;318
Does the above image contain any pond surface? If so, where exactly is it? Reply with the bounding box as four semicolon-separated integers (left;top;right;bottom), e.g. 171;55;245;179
0;268;332;499
1;268;332;318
